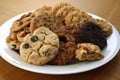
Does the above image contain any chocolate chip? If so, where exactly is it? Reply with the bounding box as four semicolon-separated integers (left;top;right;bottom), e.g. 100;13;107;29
23;43;29;49
43;51;51;57
12;44;16;50
31;35;38;42
59;36;67;43
14;50;19;54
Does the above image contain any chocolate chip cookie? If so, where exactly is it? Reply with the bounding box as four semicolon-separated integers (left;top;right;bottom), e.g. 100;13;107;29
20;27;59;65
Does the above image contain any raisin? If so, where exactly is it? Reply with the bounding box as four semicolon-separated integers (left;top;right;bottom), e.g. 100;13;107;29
31;35;38;42
23;43;29;49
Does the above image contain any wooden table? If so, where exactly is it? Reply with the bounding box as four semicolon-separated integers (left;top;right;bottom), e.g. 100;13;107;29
0;0;120;80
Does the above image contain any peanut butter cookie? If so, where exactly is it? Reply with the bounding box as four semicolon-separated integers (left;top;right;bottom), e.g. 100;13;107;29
75;43;104;61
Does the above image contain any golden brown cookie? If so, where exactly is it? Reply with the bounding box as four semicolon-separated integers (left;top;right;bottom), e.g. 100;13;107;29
6;32;17;43
20;27;59;65
10;12;34;32
49;35;76;65
65;11;93;27
55;6;79;20
75;43;104;61
30;6;59;33
8;40;21;50
52;2;71;15
17;31;27;42
93;19;112;37
6;31;21;50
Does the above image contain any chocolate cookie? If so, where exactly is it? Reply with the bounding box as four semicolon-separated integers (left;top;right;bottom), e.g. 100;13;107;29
49;34;76;65
79;22;107;50
48;25;78;65
20;27;59;65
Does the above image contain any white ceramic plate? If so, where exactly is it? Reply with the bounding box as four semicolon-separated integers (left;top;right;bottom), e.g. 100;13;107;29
0;12;120;75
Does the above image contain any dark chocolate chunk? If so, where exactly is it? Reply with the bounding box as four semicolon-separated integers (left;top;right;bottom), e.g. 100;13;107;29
59;36;67;43
31;35;38;42
79;22;107;50
23;43;29;49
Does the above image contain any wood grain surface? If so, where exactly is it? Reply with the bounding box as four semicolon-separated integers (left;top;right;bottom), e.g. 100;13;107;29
0;0;120;80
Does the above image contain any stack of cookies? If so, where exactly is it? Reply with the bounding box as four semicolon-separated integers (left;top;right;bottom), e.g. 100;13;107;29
6;2;112;65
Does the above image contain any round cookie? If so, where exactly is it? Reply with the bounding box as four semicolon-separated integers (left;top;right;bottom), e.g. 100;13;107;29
49;28;76;65
20;27;59;65
65;11;93;27
17;26;30;42
10;12;34;32
34;6;52;17
52;2;71;15
93;19;112;37
6;33;21;50
17;30;28;42
8;40;21;50
6;32;17;43
65;26;81;43
55;6;79;20
30;6;59;33
79;22;107;50
75;43;104;61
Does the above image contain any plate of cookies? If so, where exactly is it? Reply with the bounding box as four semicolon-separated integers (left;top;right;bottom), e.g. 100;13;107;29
0;2;120;75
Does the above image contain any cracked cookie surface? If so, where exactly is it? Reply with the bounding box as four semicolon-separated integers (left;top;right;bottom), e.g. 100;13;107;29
55;6;79;20
20;27;59;65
